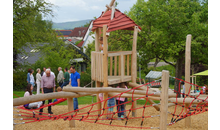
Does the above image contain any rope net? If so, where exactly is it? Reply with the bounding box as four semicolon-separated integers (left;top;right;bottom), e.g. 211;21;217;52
13;78;208;129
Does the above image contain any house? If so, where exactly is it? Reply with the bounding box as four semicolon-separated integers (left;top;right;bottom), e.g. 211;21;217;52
76;21;95;53
16;42;90;73
56;27;89;44
55;30;73;39
68;27;88;40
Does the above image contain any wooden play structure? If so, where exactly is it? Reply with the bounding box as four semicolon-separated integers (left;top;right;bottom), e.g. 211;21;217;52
90;0;141;117
13;1;208;130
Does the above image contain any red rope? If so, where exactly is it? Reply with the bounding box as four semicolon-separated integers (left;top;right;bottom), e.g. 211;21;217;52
14;78;208;129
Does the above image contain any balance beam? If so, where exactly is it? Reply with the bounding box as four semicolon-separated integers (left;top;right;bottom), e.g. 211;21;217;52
13;92;92;106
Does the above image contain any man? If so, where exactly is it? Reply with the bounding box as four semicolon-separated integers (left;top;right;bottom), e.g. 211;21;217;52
61;68;70;89
57;67;64;86
69;66;80;111
39;69;56;115
43;67;55;78
41;67;46;76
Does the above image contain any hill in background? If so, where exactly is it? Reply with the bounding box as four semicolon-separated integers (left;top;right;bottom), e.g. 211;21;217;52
53;19;92;30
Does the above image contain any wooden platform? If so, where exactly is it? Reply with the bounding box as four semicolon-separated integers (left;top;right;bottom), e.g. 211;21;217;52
108;76;131;85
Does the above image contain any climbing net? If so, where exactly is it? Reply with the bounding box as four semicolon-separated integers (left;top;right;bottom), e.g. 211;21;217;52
13;78;208;129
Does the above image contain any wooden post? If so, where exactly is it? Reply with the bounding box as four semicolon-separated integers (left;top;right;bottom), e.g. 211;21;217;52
121;54;124;82
131;26;138;82
114;56;117;76
159;70;169;130
96;81;101;115
67;97;75;127
103;25;108;116
131;26;138;117
95;28;100;52
185;34;192;128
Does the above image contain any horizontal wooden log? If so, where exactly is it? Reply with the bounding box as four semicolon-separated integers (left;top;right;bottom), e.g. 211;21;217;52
108;51;132;57
168;98;208;104
63;87;159;97
108;92;161;101
13;92;92;106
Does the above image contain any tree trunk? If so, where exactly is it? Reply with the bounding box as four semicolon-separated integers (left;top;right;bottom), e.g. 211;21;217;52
154;58;161;69
174;57;184;98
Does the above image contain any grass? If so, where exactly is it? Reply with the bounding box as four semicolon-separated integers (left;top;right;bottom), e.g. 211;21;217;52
13;91;160;105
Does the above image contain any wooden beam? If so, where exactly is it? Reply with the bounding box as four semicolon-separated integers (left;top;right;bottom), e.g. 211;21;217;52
159;70;169;130
102;0;115;16
95;28;100;52
63;87;160;96
127;55;130;76
131;26;138;82
185;34;192;128
67;97;75;127
13;91;92;106
131;26;139;119
96;81;101;115
105;4;112;10
114;56;117;76
121;54;124;82
108;93;161;100
169;98;208;104
111;1;116;20
110;57;113;76
103;25;108;116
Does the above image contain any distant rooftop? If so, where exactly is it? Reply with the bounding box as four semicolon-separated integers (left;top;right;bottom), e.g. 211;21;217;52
55;30;72;36
145;71;162;79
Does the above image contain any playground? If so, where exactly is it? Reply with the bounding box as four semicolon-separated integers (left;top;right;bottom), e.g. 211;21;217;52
13;104;208;130
13;0;208;130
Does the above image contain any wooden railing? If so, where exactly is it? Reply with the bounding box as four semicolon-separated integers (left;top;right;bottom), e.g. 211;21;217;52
108;51;132;81
91;51;132;84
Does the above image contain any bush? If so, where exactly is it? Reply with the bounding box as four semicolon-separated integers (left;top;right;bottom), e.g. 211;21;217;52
13;69;28;91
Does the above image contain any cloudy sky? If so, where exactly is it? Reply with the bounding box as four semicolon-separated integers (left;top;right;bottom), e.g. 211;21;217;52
46;0;137;23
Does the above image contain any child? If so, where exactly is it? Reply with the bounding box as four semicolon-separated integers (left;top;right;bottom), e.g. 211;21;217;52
107;85;115;119
98;86;115;119
52;87;63;104
116;83;128;120
23;84;42;109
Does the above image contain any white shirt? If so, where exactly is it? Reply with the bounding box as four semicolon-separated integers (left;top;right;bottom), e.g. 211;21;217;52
30;74;35;83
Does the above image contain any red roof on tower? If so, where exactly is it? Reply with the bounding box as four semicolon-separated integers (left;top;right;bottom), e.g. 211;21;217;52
92;9;141;32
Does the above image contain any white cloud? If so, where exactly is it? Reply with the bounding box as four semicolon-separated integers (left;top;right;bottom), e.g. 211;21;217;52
45;0;138;23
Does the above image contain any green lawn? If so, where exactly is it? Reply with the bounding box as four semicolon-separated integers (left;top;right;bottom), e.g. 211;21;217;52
13;91;160;105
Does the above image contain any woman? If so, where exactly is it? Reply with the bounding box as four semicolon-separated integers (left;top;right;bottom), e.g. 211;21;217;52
36;68;42;95
27;68;32;83
23;84;42;109
29;69;35;92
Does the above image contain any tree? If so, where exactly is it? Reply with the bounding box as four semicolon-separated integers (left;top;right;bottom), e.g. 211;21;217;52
128;0;208;96
13;0;55;68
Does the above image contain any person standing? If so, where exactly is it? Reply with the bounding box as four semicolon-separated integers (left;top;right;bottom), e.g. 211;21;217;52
36;68;42;95
29;69;35;91
181;82;185;98
27;68;32;84
41;67;46;76
61;68;70;89
57;67;64;87
39;69;56;115
69;66;80;111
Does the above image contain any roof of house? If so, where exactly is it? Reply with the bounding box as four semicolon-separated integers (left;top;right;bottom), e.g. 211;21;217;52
69;27;88;37
55;30;73;36
92;9;141;32
77;40;84;47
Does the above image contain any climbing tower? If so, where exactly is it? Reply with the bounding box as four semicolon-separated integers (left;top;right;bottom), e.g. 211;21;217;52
91;0;141;116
